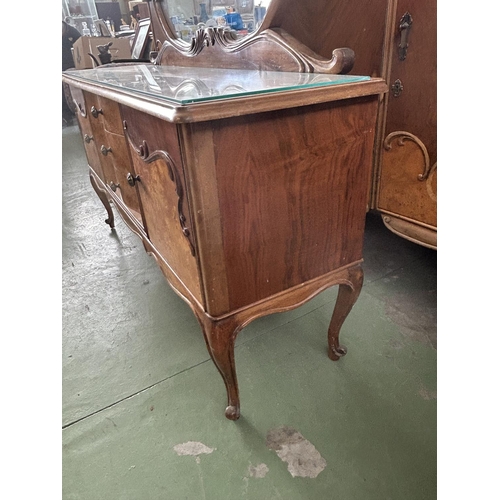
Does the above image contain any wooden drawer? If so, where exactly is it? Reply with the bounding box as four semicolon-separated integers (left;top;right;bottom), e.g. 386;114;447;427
70;86;104;180
97;95;125;135
105;131;142;218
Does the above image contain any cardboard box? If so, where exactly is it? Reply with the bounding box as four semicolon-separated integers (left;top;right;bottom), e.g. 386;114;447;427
72;36;132;69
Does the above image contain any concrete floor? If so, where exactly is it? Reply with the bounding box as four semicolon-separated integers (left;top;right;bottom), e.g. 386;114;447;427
62;121;437;499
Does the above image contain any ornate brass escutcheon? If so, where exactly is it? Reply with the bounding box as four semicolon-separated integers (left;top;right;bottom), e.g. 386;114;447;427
398;12;413;61
84;134;94;143
391;79;404;97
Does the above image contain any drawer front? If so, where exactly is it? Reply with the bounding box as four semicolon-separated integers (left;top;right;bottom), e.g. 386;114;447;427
70;86;103;179
97;95;125;135
105;131;142;216
84;92;120;187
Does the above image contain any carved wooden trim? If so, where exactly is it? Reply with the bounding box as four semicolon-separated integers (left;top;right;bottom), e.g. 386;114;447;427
123;120;196;255
383;131;432;181
147;0;354;74
426;162;437;202
154;26;354;74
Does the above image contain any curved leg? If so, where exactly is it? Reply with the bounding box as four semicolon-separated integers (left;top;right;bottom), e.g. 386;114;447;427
89;170;115;229
196;314;241;420
328;265;364;361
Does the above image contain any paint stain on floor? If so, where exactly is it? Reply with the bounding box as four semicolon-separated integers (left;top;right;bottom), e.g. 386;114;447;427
174;441;215;464
248;463;269;478
266;426;326;478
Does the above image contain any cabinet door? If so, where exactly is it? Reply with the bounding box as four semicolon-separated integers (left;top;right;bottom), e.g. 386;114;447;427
375;0;437;249
120;105;203;306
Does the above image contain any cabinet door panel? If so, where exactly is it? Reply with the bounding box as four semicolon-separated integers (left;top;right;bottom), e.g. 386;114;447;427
120;106;202;305
376;0;437;246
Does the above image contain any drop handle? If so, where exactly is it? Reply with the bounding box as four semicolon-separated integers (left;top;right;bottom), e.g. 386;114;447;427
100;145;112;156
127;173;141;187
398;12;413;61
91;106;103;118
84;134;94;143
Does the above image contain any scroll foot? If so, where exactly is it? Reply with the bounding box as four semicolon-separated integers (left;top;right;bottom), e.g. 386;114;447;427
225;405;241;421
327;265;363;361
328;345;348;361
89;170;115;229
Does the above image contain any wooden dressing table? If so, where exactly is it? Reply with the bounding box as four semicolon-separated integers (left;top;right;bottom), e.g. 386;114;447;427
62;0;387;420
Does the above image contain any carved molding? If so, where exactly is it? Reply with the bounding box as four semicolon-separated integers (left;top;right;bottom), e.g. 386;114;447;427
123;120;196;256
148;1;354;74
383;131;433;181
154;26;354;74
155;26;354;74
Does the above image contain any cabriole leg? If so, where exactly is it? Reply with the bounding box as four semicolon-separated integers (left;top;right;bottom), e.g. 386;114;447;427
89;170;115;229
196;314;241;420
328;264;364;361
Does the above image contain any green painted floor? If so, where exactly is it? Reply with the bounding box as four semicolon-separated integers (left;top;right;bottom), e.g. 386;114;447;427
62;122;437;499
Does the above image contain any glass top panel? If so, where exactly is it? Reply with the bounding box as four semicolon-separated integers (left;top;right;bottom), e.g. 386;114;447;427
65;64;370;105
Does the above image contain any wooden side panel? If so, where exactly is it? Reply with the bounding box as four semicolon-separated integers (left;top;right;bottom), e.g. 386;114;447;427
189;97;378;313
119;106;203;305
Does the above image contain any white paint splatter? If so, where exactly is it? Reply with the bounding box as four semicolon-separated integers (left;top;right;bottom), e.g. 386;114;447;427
173;441;215;462
418;387;437;400
248;463;269;478
266;426;326;478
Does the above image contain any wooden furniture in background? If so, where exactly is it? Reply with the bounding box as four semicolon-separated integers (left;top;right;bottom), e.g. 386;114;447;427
374;0;437;249
63;0;388;419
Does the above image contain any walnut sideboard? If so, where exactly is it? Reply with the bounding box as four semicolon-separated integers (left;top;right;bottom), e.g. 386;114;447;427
63;64;387;419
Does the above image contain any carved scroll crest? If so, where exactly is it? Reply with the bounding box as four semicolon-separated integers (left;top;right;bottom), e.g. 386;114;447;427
154;26;354;74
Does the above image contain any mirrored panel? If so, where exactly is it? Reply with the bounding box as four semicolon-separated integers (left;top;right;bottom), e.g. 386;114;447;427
165;0;272;41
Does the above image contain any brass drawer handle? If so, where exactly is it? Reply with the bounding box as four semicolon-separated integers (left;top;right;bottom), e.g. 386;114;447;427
126;173;141;187
91;106;103;118
100;145;112;156
84;134;94;143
